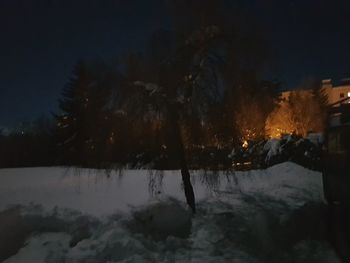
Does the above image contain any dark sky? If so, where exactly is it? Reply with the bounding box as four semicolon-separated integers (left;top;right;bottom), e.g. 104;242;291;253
1;0;350;127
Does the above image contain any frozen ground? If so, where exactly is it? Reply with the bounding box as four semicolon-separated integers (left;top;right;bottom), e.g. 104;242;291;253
0;162;341;262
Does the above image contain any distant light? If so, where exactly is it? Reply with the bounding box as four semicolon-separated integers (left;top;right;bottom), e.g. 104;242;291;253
242;140;248;148
233;161;252;167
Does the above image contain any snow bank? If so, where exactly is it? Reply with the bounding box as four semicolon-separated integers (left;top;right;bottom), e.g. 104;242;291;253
3;233;71;263
0;163;340;262
0;168;192;216
130;198;192;239
231;162;324;209
2;200;339;263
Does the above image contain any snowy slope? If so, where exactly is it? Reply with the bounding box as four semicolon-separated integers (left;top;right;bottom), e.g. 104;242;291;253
0;163;324;215
0;168;211;216
0;163;341;263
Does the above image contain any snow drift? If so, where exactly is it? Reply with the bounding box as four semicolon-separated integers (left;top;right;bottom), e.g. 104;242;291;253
0;162;341;262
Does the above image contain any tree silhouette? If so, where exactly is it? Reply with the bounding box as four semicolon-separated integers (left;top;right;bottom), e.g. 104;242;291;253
54;60;114;165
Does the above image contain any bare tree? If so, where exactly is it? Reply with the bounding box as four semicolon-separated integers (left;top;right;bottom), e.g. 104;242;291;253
118;0;274;212
266;89;326;138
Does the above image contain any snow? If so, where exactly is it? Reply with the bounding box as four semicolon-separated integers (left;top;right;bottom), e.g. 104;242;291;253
0;163;341;262
131;198;192;239
3;233;71;263
306;133;324;145
263;139;280;161
0;168;209;216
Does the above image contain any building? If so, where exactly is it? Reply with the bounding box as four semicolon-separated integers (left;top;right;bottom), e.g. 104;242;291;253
322;79;350;106
281;78;350;107
267;78;350;138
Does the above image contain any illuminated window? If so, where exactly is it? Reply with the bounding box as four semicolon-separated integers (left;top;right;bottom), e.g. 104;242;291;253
348;92;350;97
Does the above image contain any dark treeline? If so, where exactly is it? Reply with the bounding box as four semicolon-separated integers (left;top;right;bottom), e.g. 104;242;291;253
1;0;288;170
0;66;279;169
0;117;57;168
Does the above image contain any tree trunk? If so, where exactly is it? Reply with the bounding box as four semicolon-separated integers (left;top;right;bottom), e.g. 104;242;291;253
168;104;196;213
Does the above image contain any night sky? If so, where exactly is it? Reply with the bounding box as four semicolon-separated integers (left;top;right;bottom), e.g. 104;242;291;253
1;0;350;127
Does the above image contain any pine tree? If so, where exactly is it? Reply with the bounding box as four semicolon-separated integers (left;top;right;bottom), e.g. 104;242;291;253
54;60;113;165
54;61;89;164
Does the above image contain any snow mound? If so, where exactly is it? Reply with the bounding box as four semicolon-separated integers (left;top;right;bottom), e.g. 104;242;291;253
0;162;341;262
3;233;71;263
129;197;192;239
2;200;340;263
232;162;324;209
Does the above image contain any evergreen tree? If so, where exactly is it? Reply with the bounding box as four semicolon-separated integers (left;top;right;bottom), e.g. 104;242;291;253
54;60;113;165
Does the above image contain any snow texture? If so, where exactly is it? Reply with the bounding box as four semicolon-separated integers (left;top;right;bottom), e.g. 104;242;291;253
0;163;341;263
264;139;281;162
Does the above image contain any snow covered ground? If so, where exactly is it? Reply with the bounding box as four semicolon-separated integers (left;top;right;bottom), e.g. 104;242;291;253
0;162;341;262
